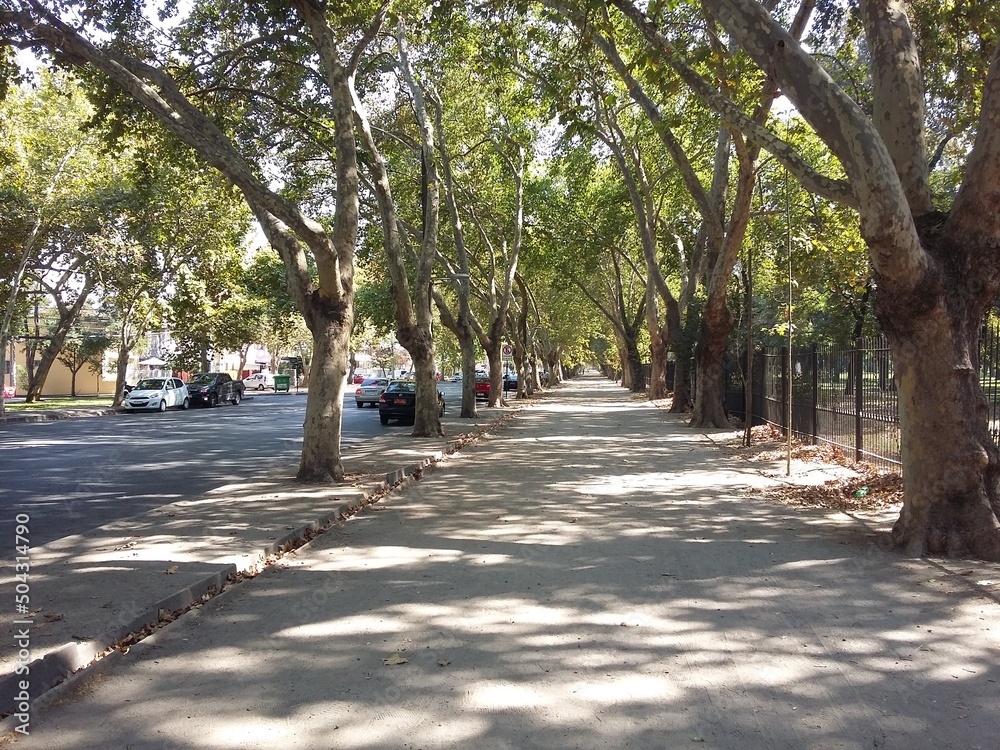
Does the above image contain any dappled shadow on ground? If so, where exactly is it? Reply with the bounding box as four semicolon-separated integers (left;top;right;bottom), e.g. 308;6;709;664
16;377;1000;750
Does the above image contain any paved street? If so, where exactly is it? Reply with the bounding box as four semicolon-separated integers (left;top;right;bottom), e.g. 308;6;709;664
0;382;468;545
3;376;998;749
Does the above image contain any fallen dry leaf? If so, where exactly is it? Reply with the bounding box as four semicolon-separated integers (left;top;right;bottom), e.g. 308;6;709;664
383;653;409;666
165;565;179;575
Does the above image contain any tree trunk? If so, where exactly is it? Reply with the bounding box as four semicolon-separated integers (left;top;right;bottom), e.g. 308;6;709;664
689;298;733;427
399;322;442;436
459;326;478;417
297;312;351;482
646;285;668;400
26;279;94;401
671;355;692;412
626;338;645;393
113;343;130;406
435;290;479;418
880;241;1000;559
486;344;503;407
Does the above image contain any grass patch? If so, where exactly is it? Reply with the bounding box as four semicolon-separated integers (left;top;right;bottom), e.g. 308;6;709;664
5;396;116;411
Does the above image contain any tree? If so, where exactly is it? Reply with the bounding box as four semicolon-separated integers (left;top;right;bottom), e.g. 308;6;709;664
56;332;111;396
2;2;364;481
614;0;1000;559
0;69;111;407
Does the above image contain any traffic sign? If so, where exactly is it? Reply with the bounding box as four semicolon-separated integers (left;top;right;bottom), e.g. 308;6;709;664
502;344;513;357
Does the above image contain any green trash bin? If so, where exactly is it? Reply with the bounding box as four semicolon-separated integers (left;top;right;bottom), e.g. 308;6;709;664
273;374;291;392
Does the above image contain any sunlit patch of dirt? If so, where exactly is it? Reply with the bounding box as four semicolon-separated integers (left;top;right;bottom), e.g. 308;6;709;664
725;424;904;512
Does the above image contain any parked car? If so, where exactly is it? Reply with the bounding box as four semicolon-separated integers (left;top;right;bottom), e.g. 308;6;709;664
450;372;463;382
355;377;389;407
123;377;189;412
378;380;445;425
475;372;491;400
2;384;15;399
352;373;366;384
504;373;518;392
243;372;275;391
186;372;244;407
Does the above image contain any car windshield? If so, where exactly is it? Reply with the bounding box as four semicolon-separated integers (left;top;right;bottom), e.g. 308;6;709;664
476;373;489;382
135;379;164;390
362;378;387;386
385;381;416;393
187;374;216;385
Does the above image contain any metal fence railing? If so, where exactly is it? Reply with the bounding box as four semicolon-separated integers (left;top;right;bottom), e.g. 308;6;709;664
726;322;1000;469
725;336;906;469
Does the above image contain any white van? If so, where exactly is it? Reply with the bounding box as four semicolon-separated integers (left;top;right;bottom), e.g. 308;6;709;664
243;372;275;390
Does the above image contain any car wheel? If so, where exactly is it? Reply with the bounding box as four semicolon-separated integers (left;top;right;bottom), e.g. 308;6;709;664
379;413;389;425
209;392;218;407
257;384;265;391
439;401;445;416
231;391;241;405
356;401;363;408
182;397;190;411
158;400;167;413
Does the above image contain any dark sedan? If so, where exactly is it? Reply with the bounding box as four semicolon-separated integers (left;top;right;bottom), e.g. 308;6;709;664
186;372;244;407
378;380;445;425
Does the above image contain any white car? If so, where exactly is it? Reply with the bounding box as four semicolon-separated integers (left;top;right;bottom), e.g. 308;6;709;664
355;377;389;407
123;377;190;412
243;372;275;390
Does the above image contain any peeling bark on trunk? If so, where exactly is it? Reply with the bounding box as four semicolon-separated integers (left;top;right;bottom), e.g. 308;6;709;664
879;223;1000;560
113;343;130;406
399;323;442;436
298;311;351;482
689;299;733;427
671;354;692;412
887;312;1000;559
646;285;669;400
433;288;478;418
486;345;503;408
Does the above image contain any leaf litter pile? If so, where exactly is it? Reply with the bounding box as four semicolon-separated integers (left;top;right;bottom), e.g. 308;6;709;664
731;424;904;512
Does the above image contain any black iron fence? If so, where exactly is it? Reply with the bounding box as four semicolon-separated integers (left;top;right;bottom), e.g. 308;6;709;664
725;324;1000;470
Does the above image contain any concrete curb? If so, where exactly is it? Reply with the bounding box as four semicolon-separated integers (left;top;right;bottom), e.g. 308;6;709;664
0;400;520;737
0;407;517;731
0;565;235;710
0;407;121;424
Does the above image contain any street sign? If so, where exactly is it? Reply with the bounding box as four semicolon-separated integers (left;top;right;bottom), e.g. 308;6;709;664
502;344;513;357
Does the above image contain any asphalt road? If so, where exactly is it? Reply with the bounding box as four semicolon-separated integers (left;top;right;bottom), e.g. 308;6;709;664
0;382;466;546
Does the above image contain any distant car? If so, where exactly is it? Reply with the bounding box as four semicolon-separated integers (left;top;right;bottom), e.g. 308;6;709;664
2;384;14;399
450;373;463;382
355;377;389;408
352;373;366;384
123;377;189;412
243;372;275;391
378;380;445;425
504;373;518;392
475;372;490;400
186;372;243;407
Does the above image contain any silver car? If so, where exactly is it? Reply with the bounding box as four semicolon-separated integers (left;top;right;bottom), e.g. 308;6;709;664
354;377;389;408
123;377;190;412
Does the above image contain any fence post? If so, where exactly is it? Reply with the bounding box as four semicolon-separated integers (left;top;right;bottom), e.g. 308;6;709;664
781;346;789;434
756;350;763;427
854;337;863;461
811;344;818;445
